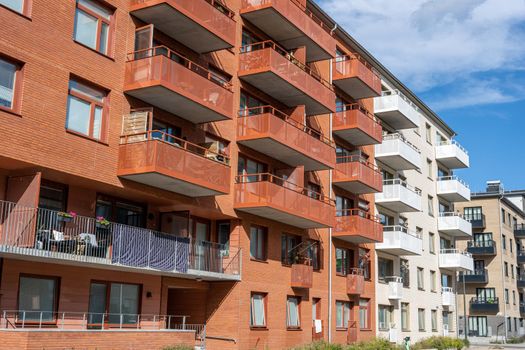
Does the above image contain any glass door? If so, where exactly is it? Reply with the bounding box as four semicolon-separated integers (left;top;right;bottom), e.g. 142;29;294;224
88;283;107;328
108;283;140;325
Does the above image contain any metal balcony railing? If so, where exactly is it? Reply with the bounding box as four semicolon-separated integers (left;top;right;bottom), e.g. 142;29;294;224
381;133;421;153
0;200;241;278
437;140;469;155
380;89;420;112
437;175;470;188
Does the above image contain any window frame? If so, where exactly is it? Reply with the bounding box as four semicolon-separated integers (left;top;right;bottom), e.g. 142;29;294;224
66;78;109;143
249;225;268;262
286;296;301;330
401;302;410;331
358;299;370;330
0;0;32;18
335;300;351;330
418;308;426;331
250;292;267;328
281;233;302;266
74;0;115;57
16;274;61;325
0;54;24;115
431;310;438;332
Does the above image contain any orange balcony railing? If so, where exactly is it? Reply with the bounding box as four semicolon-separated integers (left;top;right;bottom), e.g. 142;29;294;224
234;173;335;229
346;268;365;295
333;104;382;146
333;209;383;243
238;41;336;115
240;0;336;61
291;263;313;289
118;130;230;196
333;54;381;99
130;0;235;52
124;46;233;123
333;155;383;194
237;106;335;171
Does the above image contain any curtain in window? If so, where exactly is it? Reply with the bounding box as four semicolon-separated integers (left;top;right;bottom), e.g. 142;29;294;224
287;298;300;327
251;294;265;326
18;277;56;321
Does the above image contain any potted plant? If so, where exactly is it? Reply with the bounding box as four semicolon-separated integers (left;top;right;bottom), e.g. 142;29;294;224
57;211;77;223
96;216;110;229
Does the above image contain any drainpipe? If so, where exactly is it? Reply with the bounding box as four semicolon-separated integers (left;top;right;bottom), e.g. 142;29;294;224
328;56;334;343
497;194;508;342
330;23;338;36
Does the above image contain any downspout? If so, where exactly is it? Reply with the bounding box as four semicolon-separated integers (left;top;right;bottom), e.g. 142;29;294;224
330;23;338;36
498;194;508;342
328;53;334;343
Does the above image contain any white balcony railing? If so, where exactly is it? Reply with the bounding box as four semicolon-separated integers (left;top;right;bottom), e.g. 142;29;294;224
438;212;472;237
375;133;421;170
0;200;241;280
439;249;474;271
442;287;455;307
376;179;422;212
437;176;471;202
374;90;420;130
435;140;470;169
386;276;403;299
376;225;423;256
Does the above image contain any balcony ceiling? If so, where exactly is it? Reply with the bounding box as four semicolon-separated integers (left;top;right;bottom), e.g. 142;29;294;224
235;206;331;229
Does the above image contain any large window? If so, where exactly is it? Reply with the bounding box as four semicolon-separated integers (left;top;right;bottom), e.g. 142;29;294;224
66;79;107;141
336;247;353;275
250;225;267;261
281;233;301;265
359;248;371;280
74;0;113;55
464;206;483;221
359;299;370;329
250;293;266;327
400;259;410;288
307;240;321;271
217;221;231;256
378;258;393;282
378;305;393;330
431;310;437;331
237;155;266;182
286;296;301;329
88;282;140;326
39;180;68;212
401;303;410;331
336;301;351;329
96;195;145;227
18;276;59;322
468;316;487;337
417;267;424;290
418;308;426;331
0;56;21;112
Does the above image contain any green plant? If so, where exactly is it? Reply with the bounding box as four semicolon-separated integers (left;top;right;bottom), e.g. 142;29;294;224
411;336;468;350
289;341;344;350
507;336;525;344
161;346;193;350
347;338;401;350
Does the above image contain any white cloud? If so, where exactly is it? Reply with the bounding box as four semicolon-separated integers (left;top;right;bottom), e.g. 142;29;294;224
317;0;525;102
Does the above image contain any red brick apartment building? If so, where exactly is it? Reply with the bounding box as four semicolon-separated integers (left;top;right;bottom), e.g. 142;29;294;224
0;0;386;349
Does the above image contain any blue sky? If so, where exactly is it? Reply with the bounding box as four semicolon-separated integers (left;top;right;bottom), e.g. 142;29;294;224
316;0;525;191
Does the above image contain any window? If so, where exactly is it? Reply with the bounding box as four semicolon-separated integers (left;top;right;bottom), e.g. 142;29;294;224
378;258;394;282
505;262;509;277
508;317;512;331
418;308;425;331
431;310;437;331
400;259;410;288
503;235;507;250
307;240;321;271
502;209;506;224
378;305;393;330
336;247;352;275
476;288;496;300
281;233;301;265
66;79;107;141
429;232;435;253
306;182;322;200
336;301;351;329
513;291;516;305
417;267;424;290
96;194;145;227
464;207;483;222
359;248;371;280
74;0;113;55
359;299;370;329
0;56;22;112
250;293;266;327
512;264;515;279
335;195;354;216
217;221;230;256
39;180;68;211
505;289;509;304
0;0;28;15
18;275;59;322
237;155;266;181
427;159;433;178
468;316;487;337
250;225;267;261
511;239;514;253
430;270;436;292
428;196;434;217
312;298;321;321
88;282;140;326
425;123;432;144
286;296;301;329
401;303;410;331
443;311;453;331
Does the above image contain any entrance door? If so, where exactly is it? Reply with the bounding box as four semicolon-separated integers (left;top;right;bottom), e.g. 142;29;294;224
468;316;488;337
88;282;141;328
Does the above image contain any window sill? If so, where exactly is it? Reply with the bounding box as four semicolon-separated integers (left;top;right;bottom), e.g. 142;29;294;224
360;328;373;332
336;328;348;332
0;4;31;20
250;326;268;331
73;40;115;61
0;105;22;117
287;327;302;331
250;258;269;264
66;129;109;146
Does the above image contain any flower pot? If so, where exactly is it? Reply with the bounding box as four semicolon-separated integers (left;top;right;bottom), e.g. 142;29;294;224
58;215;73;223
96;222;110;229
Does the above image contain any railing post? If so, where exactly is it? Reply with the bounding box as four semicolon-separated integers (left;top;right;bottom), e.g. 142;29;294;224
137;314;140;329
22;311;25;329
147;230;152;268
168;315;172;330
39;312;43;329
2;311;6;329
120;314;123;329
182;315;187;330
61;312;65;329
102;313;105;330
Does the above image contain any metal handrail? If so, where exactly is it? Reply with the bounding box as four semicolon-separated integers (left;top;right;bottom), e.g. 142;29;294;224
380;89;419;112
437;175;470;188
439;211;466;218
239;40;333;90
382;178;422;195
132;0;235;19
238;105;334;147
440;249;472;257
382;225;421;239
385;276;403;283
336;208;381;223
470;297;498;304
437;139;469;154
120;130;230;166
126;46;233;90
235;173;335;206
336;53;380;77
467;240;495;248
336;103;379;124
381;133;421;153
336;155;380;172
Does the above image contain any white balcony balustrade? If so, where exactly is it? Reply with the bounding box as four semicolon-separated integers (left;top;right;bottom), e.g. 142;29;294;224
386;276;403;300
375;179;422;213
439;249;474;271
375;133;421;170
437;176;471;202
435;140;469;169
438;212;473;238
374;90;420;130
442;287;455;307
376;226;422;256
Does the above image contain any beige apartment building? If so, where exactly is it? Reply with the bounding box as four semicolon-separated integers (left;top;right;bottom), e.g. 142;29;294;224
456;182;525;342
373;78;473;343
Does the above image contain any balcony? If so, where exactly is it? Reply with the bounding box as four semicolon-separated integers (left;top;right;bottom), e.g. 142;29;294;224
124;47;233;123
470;298;499;314
333;156;383;194
129;0;236;53
466;240;496;256
237;107;335;171
332;104;382;146
435;140;470;169
375;133;421;170
0;200;241;281
518;250;525;264
465;213;486;229
291;263;313;289
442;287;455;307
385;276;403;300
238;41;335;115
118;131;230;197
347;268;365;295
240;0;336;62
375;179;422;213
458;269;489;284
376;226;422;256
439;249;474;272
436;176;471;202
517;275;525;288
437;212;472;238
333;209;383;244
234;173;334;229
374;90;420;130
515;224;525;238
333;55;381;99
